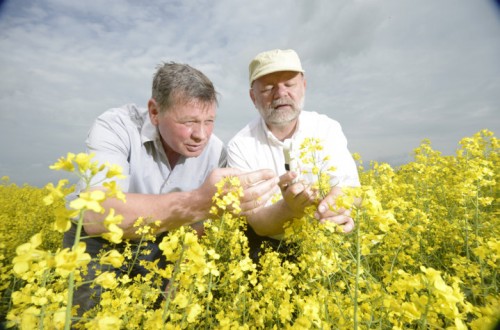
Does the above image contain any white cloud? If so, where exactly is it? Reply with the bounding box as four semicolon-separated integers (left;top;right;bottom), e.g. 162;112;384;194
0;0;499;186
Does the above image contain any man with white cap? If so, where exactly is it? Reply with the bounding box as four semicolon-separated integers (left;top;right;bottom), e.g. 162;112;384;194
227;49;360;256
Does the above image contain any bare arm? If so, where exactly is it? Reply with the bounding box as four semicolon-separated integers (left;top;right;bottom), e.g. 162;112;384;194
243;171;315;237
82;189;209;238
82;168;279;239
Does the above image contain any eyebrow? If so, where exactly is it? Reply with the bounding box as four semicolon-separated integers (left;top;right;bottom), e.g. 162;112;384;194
178;115;216;121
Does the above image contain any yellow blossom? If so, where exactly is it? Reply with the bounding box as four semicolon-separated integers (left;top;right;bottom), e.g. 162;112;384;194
43;179;70;205
95;271;119;289
104;162;126;179
69;190;106;213
54;242;91;277
102;224;123;244
100;249;125;268
49;153;76;172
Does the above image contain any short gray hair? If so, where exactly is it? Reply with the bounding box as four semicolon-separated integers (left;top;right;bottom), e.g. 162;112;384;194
152;62;218;112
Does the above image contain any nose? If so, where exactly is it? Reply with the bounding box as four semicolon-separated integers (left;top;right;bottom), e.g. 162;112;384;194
191;123;206;141
274;83;288;98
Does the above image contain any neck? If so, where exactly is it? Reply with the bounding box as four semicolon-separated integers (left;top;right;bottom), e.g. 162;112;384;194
163;143;181;168
267;119;298;142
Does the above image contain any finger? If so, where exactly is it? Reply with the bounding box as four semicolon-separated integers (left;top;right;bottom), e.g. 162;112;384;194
317;186;344;213
240;185;279;214
282;183;316;213
237;169;276;188
240;176;279;204
339;217;355;233
315;206;350;220
319;215;355;233
292;186;315;207
278;171;299;191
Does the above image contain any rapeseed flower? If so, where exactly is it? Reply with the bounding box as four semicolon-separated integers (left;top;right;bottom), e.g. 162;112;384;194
2;131;499;328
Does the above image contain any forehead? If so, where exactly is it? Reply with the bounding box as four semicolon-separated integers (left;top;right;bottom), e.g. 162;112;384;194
254;71;303;85
167;99;216;118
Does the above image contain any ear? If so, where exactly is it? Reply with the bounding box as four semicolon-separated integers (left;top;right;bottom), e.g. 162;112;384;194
148;98;160;125
249;88;257;105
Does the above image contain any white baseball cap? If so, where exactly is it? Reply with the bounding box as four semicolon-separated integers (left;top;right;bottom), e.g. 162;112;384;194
249;49;304;86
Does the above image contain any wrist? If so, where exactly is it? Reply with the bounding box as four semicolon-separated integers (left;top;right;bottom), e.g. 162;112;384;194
189;188;212;221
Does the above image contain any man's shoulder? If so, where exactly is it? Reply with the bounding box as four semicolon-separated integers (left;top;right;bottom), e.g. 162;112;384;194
300;110;341;130
207;134;224;150
228;117;263;146
98;104;147;123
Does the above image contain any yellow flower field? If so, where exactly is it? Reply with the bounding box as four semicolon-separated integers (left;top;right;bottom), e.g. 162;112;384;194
0;129;498;329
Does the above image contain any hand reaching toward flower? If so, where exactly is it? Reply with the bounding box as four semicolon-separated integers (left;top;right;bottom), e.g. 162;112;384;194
198;167;279;215
314;186;355;233
278;171;316;218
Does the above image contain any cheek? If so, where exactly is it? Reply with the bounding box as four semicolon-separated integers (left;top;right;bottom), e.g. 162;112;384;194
254;95;270;109
175;126;192;140
206;124;214;136
160;123;190;143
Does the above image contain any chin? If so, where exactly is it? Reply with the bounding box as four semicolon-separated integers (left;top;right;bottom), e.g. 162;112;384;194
184;150;204;158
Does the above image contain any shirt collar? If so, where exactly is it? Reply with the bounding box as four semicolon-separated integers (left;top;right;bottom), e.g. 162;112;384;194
260;112;304;146
140;114;159;145
141;114;189;169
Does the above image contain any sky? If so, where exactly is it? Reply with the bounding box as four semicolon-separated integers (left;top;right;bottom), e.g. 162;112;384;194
1;0;499;187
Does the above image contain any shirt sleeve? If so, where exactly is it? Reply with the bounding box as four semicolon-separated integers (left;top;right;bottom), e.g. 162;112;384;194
84;110;132;190
226;138;254;171
324;120;360;187
218;146;228;168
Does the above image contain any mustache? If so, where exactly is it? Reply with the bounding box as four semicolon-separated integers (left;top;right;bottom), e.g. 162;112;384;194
271;98;295;109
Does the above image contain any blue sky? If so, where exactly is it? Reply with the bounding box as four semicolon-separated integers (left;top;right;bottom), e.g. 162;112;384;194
1;0;499;187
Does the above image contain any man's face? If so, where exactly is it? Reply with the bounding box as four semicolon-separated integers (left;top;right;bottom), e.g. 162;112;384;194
149;99;216;160
250;71;306;127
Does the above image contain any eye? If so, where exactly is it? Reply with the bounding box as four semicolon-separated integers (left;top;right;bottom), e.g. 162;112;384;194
261;86;273;93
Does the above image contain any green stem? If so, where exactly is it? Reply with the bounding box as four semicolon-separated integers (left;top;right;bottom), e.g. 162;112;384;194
162;241;187;327
64;209;85;330
353;212;361;330
128;235;145;276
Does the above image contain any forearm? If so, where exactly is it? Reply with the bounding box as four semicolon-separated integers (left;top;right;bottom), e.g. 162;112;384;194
83;189;210;239
245;199;297;237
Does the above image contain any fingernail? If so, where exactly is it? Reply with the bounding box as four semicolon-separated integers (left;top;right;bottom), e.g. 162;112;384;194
314;212;320;220
318;204;326;213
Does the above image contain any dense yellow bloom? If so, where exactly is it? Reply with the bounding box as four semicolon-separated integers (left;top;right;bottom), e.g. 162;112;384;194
92;314;123;330
2;130;498;329
12;233;46;275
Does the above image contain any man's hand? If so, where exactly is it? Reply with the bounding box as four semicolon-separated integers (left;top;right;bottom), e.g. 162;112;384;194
314;186;355;233
198;167;279;216
278;171;316;218
237;169;280;214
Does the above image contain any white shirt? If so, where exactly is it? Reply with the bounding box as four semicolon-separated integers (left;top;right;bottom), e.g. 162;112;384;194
227;110;360;188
